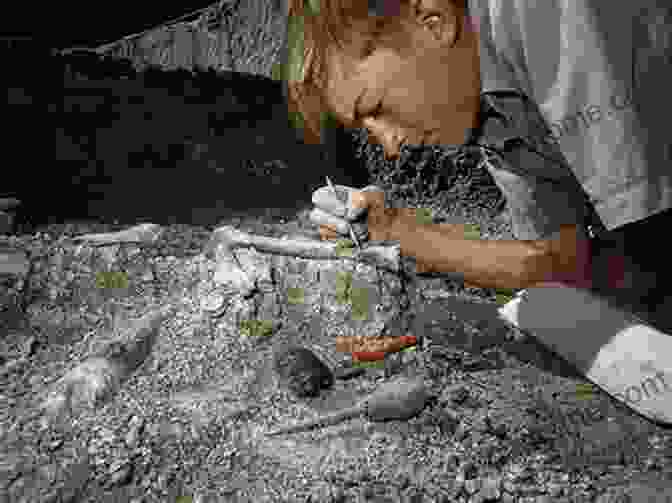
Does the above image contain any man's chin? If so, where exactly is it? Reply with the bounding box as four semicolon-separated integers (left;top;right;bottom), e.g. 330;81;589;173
362;115;476;159
380;132;469;159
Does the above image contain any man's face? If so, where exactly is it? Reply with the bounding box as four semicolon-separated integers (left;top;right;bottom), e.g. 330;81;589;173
323;0;481;159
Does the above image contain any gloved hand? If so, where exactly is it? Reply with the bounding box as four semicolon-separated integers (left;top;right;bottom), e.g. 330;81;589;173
308;184;422;244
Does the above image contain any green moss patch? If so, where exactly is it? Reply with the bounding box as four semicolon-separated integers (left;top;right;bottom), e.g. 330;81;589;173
239;319;274;337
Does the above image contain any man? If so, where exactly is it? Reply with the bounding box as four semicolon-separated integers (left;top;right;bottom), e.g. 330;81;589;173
280;0;672;328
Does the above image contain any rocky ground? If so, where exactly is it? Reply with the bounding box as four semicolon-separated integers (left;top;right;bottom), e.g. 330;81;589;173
2;138;672;503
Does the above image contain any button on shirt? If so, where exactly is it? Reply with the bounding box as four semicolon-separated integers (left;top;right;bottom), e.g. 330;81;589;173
469;0;672;235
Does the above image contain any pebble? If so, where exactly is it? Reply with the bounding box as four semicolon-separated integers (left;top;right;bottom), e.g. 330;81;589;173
0;248;29;275
29;375;44;387
42;490;61;503
504;462;527;480
0;357;27;375
108;463;133;486
454;421;470;441
200;292;229;317
517;484;548;498
0;211;14;235
22;336;38;357
594;489;630;503
464;478;482;495
0;198;21;211
98;427;116;444
457;461;478;479
330;487;347;503
547;483;565;497
39;463;59;485
125;427;141;449
125;415;145;448
479;477;502;501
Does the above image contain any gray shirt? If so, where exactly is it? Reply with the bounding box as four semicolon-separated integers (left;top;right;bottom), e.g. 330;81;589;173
470;0;672;238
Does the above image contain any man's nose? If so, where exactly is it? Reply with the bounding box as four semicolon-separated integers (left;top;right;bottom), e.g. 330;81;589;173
362;116;404;160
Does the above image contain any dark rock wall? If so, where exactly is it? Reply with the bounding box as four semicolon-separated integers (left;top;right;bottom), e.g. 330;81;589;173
42;52;366;227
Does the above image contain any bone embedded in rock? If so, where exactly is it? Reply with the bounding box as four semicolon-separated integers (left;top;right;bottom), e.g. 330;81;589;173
209;225;401;271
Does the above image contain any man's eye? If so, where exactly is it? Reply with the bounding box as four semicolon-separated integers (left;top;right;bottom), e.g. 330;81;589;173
421;13;445;39
422;14;442;26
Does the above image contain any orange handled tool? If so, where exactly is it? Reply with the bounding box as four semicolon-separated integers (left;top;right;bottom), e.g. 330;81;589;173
352;351;389;362
336;334;417;353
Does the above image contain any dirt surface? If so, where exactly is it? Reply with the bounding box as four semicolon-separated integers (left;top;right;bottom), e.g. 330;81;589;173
2;198;671;503
21;6;670;500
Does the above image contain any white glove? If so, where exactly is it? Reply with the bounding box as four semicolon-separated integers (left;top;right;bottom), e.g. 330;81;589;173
308;184;383;241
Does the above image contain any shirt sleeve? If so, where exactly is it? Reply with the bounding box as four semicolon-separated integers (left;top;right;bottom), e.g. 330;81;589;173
471;0;672;232
477;92;594;241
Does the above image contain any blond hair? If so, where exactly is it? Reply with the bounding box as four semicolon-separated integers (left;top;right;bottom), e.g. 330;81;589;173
280;1;369;144
280;0;469;144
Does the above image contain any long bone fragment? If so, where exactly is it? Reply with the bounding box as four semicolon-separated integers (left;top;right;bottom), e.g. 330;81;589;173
208;225;401;273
